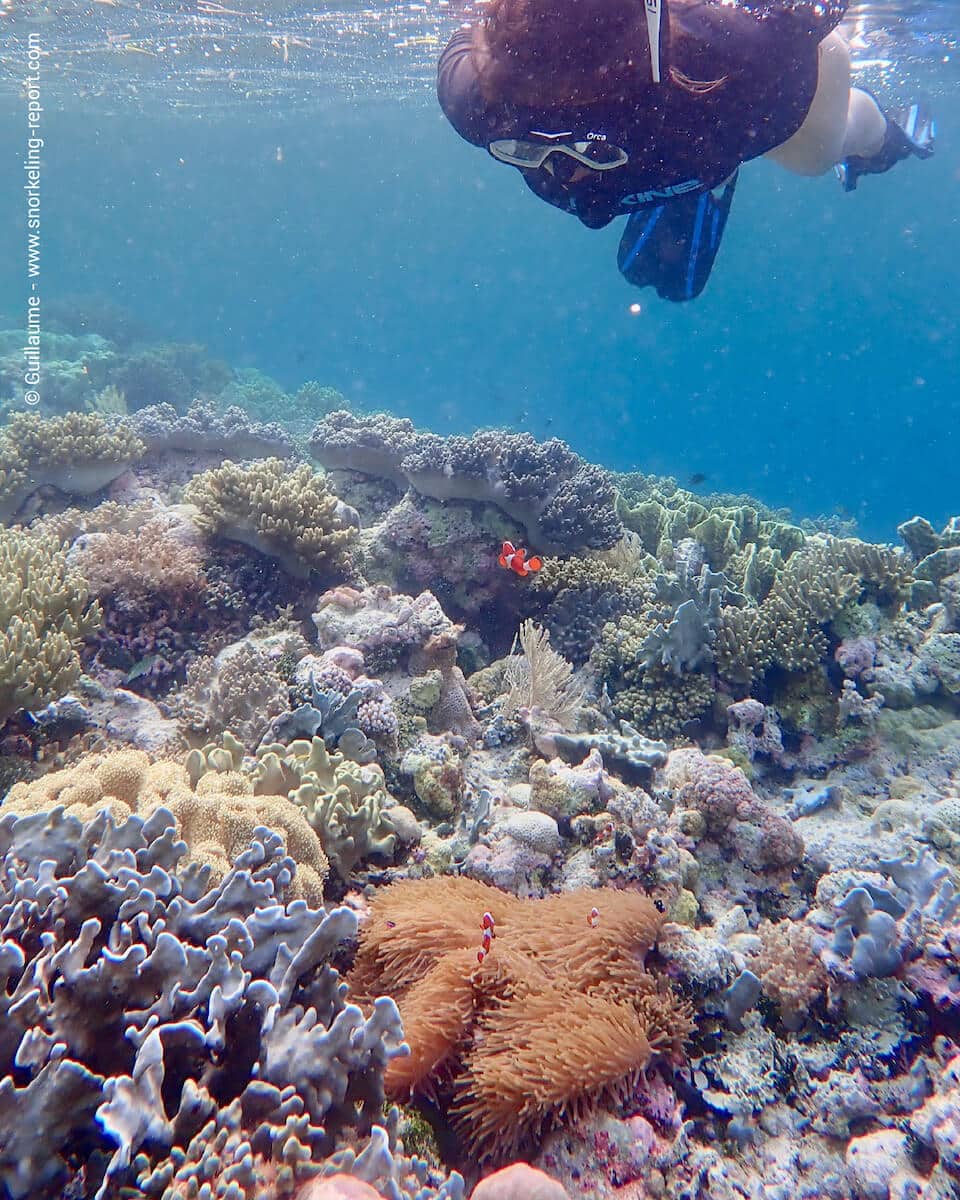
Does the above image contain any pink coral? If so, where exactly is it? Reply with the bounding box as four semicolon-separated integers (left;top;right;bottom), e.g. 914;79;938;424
664;748;803;870
472;1163;570;1199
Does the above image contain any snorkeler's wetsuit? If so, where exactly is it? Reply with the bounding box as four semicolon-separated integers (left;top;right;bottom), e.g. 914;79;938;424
438;0;846;299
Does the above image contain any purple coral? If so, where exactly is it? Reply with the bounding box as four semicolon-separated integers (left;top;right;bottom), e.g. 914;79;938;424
308;414;622;554
665;748;803;870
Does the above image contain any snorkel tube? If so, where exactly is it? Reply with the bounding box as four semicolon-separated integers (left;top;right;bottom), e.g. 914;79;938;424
645;0;664;82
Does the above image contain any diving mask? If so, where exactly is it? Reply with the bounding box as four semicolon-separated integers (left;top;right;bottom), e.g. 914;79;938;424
488;136;629;171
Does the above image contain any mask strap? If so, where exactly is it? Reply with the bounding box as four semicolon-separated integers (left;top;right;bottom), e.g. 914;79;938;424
645;0;662;83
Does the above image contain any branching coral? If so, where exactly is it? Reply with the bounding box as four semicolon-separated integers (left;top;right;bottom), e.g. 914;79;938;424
0;527;101;724
530;552;651;665
349;877;692;1164
184;457;358;579
715;537;910;685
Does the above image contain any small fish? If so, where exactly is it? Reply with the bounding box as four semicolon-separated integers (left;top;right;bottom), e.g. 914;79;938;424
125;654;159;682
498;540;542;578
688;472;709;487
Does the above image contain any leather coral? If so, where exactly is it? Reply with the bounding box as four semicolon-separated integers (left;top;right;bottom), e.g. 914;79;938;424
349;876;693;1162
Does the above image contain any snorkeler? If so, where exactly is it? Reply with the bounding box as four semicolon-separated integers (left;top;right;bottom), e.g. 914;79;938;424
437;0;934;302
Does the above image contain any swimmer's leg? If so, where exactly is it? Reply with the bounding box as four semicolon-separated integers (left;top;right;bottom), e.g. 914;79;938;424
767;29;934;185
836;100;935;191
766;31;855;176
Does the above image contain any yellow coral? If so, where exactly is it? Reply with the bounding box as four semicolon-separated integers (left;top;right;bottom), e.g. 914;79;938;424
2;748;329;903
0;528;101;724
183;457;357;579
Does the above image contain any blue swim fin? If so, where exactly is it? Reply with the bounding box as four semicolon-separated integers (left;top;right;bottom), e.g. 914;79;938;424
836;100;935;192
617;172;737;302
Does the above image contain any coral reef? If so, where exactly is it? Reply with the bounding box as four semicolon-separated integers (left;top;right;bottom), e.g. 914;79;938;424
184;457;359;579
8;339;960;1200
0;527;101;725
349;877;692;1165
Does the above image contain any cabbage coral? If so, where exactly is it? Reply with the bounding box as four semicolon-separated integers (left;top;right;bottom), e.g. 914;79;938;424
0;527;101;724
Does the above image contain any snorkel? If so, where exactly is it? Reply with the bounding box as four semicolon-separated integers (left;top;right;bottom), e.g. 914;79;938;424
645;0;664;82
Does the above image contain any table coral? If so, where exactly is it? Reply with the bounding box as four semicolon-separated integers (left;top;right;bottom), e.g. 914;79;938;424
349;877;692;1166
0;410;144;521
184;457;358;580
0;527;101;725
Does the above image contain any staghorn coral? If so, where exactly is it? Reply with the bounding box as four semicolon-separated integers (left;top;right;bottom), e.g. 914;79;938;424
0;527;101;724
184;457;358;579
0;410;144;522
2;746;329;902
349;877;692;1164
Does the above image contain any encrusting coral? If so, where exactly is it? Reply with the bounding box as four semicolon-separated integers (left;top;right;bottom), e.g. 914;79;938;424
183;457;359;579
349;876;693;1164
0;527;101;725
2;746;330;902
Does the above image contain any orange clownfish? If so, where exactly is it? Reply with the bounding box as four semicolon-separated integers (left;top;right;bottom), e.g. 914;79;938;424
498;540;542;577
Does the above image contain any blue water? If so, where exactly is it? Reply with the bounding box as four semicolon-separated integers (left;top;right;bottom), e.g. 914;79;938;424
1;1;957;540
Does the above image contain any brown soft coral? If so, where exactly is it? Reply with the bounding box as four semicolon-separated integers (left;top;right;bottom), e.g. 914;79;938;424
72;510;205;601
349;877;692;1163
